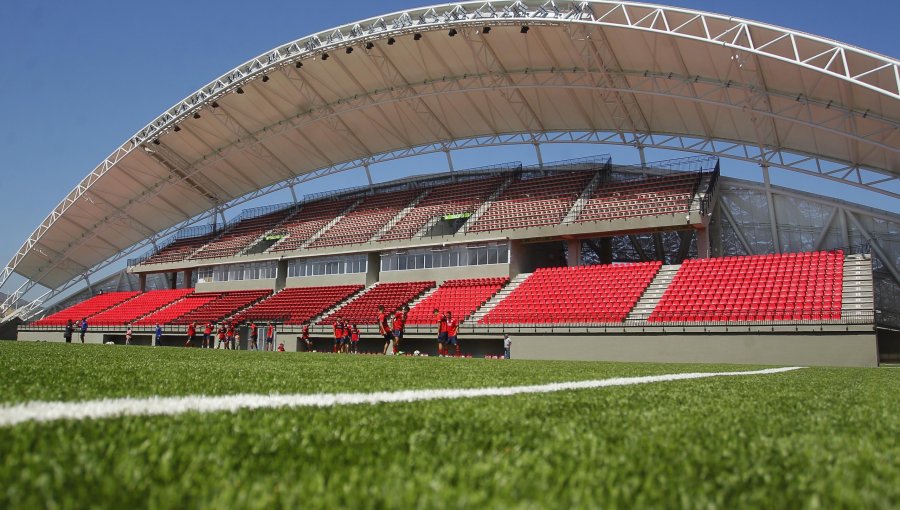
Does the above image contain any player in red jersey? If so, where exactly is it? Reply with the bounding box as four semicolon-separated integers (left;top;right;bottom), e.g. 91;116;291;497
184;322;196;348
226;322;236;350
216;323;227;349
434;308;448;356
350;324;360;354
391;308;406;355
445;311;460;357
332;317;344;353
300;321;313;351
378;305;394;355
266;321;277;350
202;322;213;349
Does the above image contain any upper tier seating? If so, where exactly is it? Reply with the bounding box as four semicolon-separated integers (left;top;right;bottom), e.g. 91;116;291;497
191;207;297;260
232;285;364;325
270;197;358;253
577;174;698;223
33;292;141;327
307;190;420;248
379;177;505;241
649;251;843;322
88;289;194;326
171;289;272;325
480;262;662;324
134;293;220;326
466;172;594;232
321;281;435;325
406;277;509;324
142;233;217;265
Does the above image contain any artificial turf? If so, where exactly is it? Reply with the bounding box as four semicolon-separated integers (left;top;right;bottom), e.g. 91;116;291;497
1;342;898;509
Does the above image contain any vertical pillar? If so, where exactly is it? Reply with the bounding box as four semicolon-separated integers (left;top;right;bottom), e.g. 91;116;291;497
696;228;711;259
138;273;147;292
445;148;454;173
508;239;526;278
599;237;613;264
183;269;193;289
566;240;582;267
275;259;288;292
169;272;178;290
762;165;781;254
366;252;381;287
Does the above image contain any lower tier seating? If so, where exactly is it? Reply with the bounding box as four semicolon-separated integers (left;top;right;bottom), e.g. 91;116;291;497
480;262;662;324
232;285;364;325
134;293;219;326
88;289;194;326
649;251;843;322
171;289;272;325
321;281;435;326
406;277;508;324
33;292;140;326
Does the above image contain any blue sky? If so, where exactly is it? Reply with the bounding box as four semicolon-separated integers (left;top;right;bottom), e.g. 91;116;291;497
0;0;897;297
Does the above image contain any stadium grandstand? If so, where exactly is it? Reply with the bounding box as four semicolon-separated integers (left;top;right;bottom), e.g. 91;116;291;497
5;1;899;366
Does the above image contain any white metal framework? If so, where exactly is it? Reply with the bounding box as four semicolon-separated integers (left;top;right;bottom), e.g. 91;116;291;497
2;0;899;316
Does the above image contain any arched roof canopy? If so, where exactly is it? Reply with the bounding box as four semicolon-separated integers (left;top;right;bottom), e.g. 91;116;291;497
3;0;899;296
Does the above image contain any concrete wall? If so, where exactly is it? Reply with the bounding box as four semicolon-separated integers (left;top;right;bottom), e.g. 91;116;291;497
378;264;510;284
17;328;877;366
509;331;878;367
284;273;367;288
195;279;275;293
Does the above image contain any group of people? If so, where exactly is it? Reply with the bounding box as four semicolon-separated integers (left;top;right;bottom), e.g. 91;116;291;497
61;304;515;357
172;321;280;351
63;318;88;343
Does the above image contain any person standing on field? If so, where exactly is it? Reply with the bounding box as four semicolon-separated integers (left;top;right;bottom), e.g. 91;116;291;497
445;311;460;357
64;319;74;343
184;322;196;348
79;318;88;343
248;322;259;351
125;324;133;345
202;322;213;349
265;321;274;351
503;334;512;359
155;324;163;346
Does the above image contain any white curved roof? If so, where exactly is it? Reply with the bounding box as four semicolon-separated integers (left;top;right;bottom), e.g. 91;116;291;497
4;0;899;291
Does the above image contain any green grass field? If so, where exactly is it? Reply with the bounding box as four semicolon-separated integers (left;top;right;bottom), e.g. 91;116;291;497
1;342;897;509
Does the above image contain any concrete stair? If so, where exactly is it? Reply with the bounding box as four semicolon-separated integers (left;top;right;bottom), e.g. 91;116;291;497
563;172;604;223
297;198;362;250
841;254;874;320
468;273;531;324
458;176;514;234
626;264;679;321
370;190;431;242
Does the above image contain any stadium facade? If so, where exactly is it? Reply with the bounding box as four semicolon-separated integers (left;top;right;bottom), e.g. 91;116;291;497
6;1;899;365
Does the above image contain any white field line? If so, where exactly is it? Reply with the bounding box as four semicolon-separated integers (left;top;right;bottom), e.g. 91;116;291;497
0;367;803;427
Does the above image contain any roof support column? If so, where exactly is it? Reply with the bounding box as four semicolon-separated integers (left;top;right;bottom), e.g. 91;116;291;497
762;165;781;254
533;141;544;172
364;162;374;191
444;148;454;173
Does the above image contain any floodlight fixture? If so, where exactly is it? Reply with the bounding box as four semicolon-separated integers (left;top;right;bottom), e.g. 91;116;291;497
521;26;529;34
236;87;244;94
193;112;201;119
322;52;329;60
482;26;491;34
448;29;457;37
262;75;270;82
365;42;374;49
346;47;353;54
413;33;422;41
387;37;396;45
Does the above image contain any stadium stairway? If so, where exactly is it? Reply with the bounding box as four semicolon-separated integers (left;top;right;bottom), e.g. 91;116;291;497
405;285;442;311
240;206;303;256
369;190;430;242
458;176;514;234
298;198;362;249
314;283;377;324
468;273;531;324
563;171;604;223
625;264;680;321
842;254;874;320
